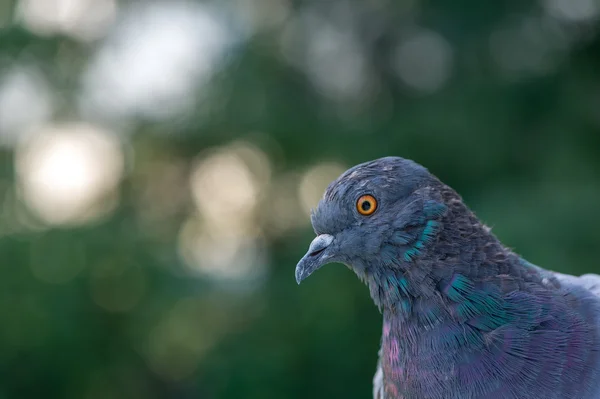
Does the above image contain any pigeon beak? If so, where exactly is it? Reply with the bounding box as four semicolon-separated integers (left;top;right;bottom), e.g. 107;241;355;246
295;234;334;284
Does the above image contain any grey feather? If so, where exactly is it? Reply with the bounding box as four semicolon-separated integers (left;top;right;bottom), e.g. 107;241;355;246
295;157;600;399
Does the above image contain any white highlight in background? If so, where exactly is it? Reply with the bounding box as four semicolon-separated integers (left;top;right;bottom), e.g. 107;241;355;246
0;67;53;146
15;123;124;226
80;1;231;121
17;0;117;41
178;142;271;282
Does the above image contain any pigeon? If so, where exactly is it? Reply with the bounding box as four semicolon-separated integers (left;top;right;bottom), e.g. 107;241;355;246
295;156;600;399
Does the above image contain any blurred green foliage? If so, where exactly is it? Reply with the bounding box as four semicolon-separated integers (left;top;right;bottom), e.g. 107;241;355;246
0;0;599;398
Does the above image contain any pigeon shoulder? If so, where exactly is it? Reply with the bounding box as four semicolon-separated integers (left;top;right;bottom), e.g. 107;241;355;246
553;270;600;298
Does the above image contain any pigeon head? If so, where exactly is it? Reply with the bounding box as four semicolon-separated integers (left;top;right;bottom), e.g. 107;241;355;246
295;156;442;287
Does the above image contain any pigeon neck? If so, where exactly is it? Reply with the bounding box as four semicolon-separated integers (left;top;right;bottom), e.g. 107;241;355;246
365;205;513;313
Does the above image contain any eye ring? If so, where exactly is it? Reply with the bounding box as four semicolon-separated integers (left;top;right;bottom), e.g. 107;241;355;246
357;195;377;216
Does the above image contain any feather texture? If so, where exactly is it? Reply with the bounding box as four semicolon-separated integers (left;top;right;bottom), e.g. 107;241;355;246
295;157;600;399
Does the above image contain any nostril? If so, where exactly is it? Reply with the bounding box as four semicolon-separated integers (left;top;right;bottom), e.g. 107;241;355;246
306;234;333;258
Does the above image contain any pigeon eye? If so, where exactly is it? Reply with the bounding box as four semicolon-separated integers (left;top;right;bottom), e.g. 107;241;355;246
357;195;377;216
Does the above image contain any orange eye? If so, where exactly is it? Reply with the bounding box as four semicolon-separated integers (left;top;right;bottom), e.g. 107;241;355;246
357;195;377;216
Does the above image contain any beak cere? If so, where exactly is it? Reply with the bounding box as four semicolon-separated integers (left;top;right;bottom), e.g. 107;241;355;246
295;234;334;284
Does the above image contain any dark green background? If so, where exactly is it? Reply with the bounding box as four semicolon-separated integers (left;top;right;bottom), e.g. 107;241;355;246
0;0;599;398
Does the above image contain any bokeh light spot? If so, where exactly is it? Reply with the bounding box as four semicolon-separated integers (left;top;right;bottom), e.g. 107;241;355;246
280;6;374;103
543;0;599;22
190;142;270;232
0;67;53;145
489;16;568;77
298;162;346;216
179;142;271;282
393;29;453;93
79;1;231;121
17;0;117;41
15;123;124;226
178;216;267;282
